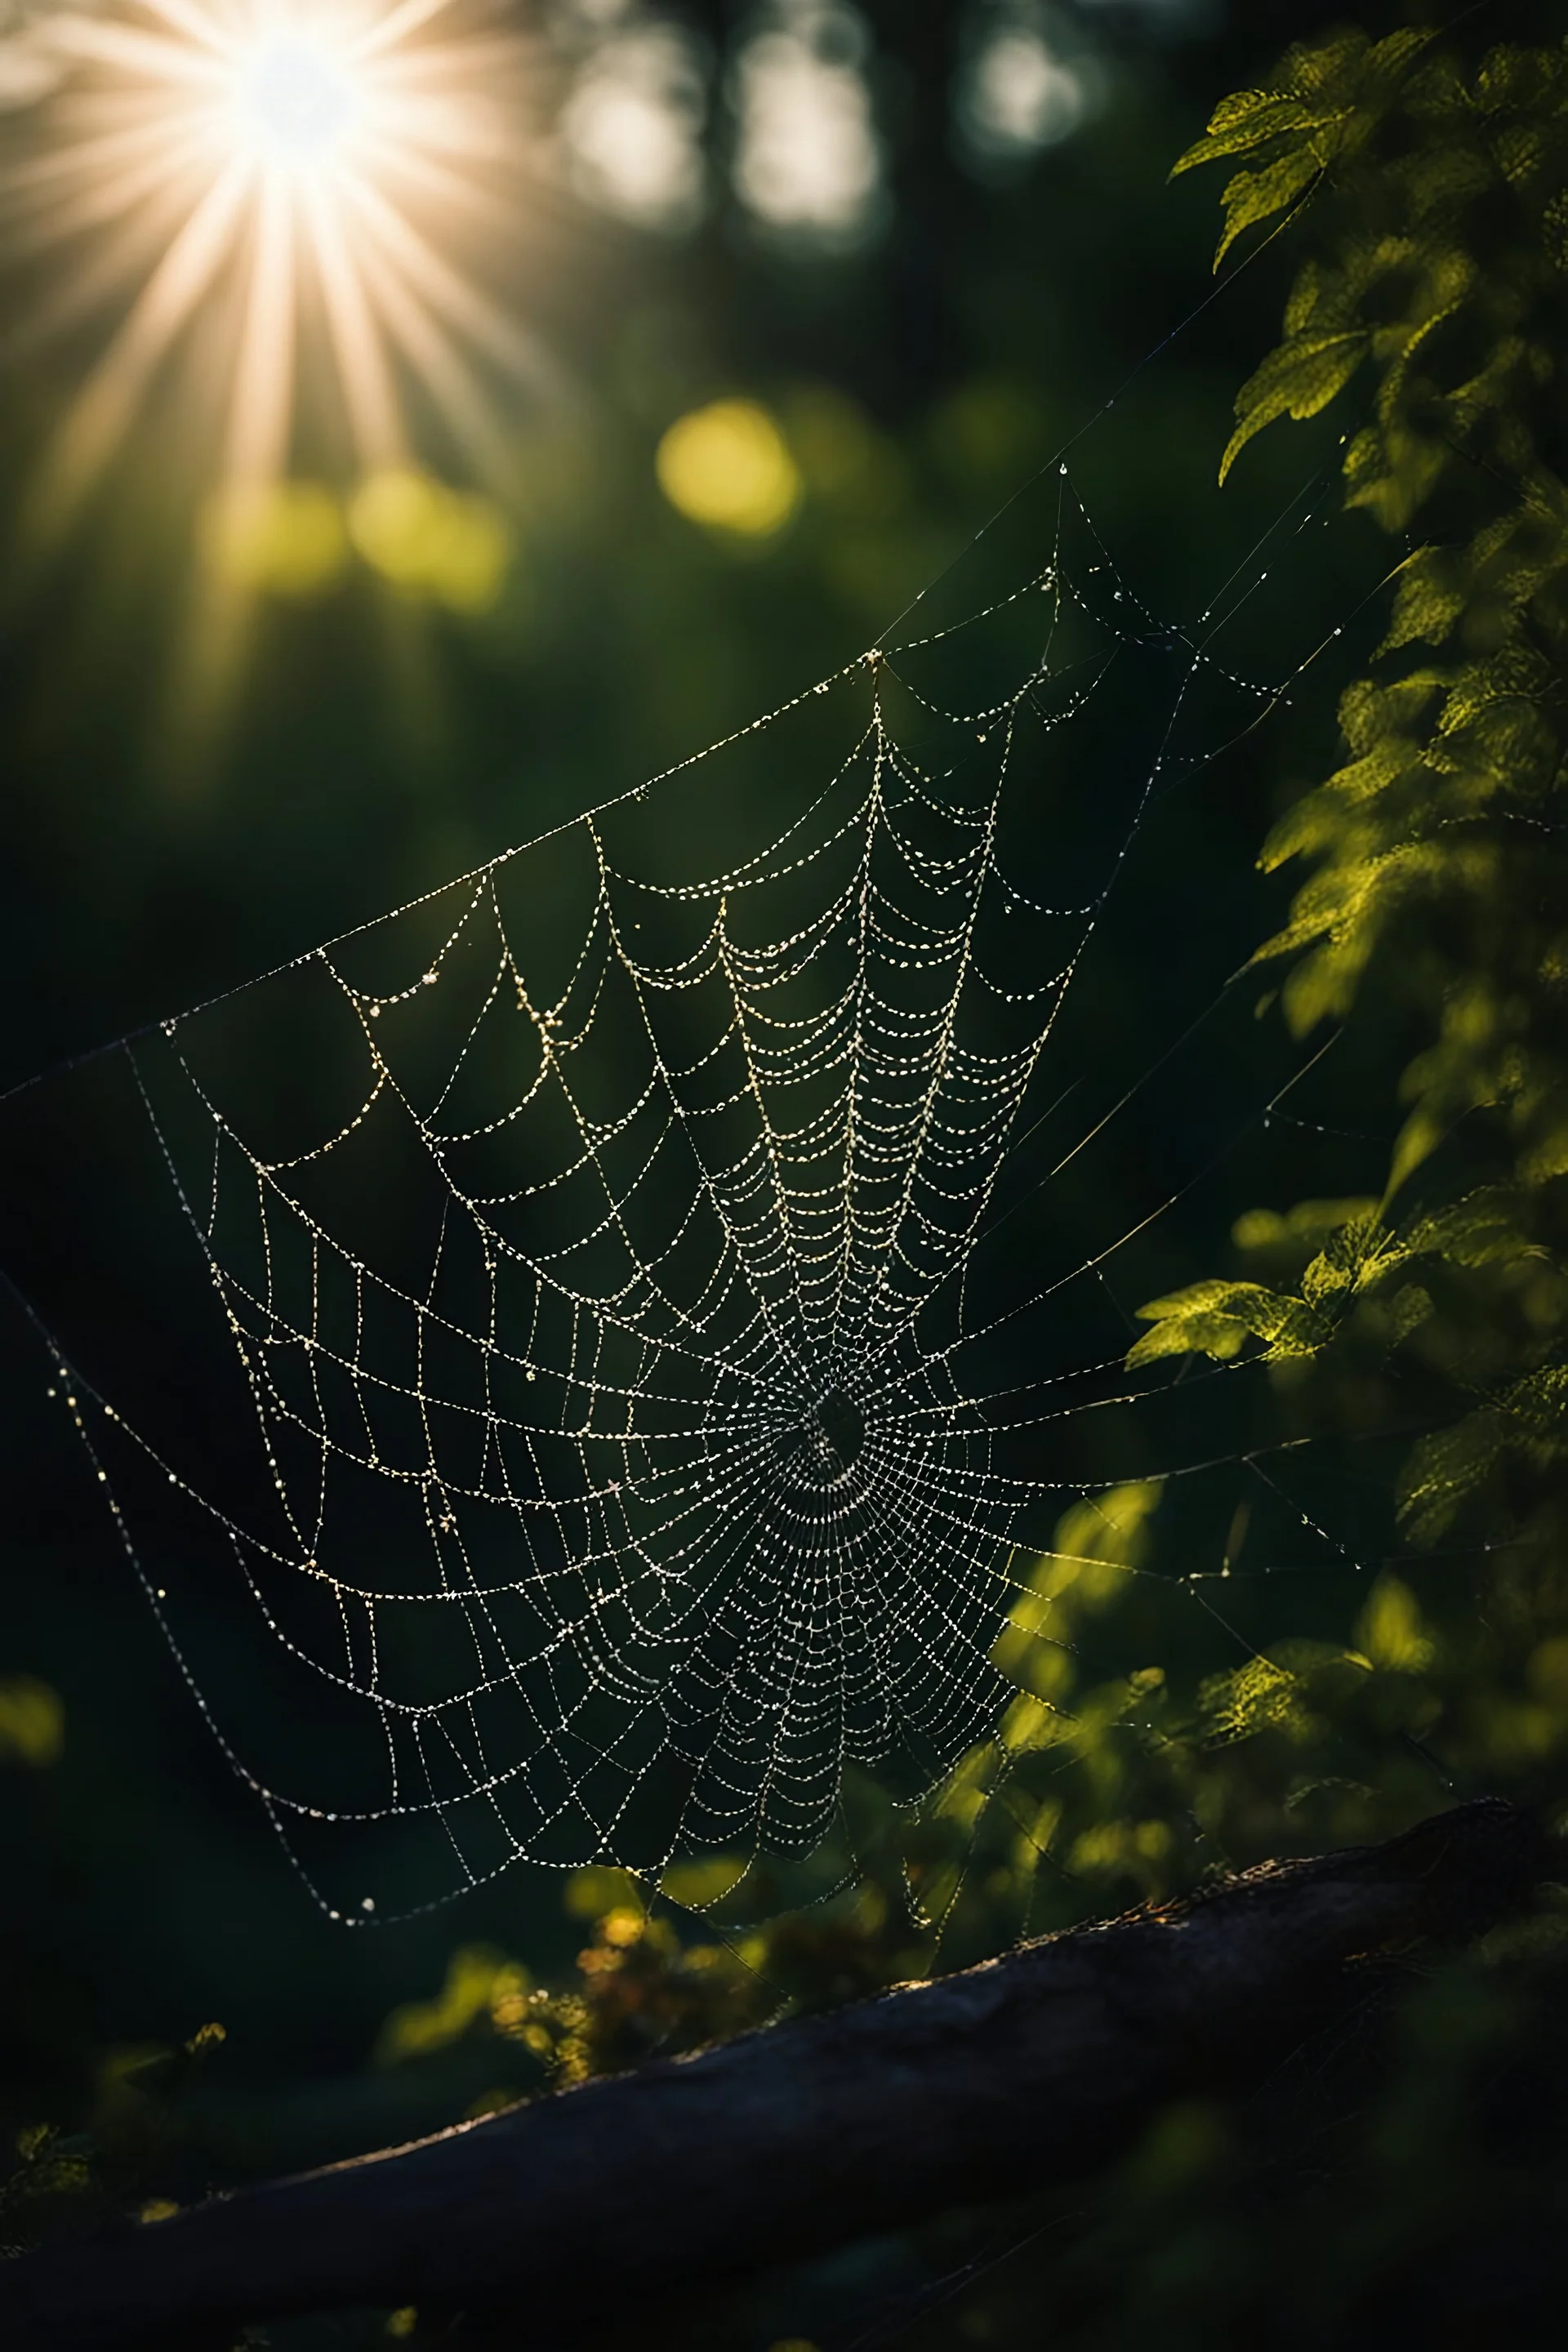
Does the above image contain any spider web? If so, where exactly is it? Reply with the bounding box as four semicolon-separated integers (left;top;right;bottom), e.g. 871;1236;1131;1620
5;461;1370;1922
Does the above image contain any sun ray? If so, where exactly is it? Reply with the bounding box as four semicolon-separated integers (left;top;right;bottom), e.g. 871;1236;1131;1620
342;172;558;394
359;0;467;58
40;157;254;528
136;0;238;58
226;172;297;484
5;0;546;537
349;228;517;487
47;18;231;91
302;178;404;465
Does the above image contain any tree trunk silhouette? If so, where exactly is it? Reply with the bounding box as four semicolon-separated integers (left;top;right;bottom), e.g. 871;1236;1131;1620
1;1799;1549;2352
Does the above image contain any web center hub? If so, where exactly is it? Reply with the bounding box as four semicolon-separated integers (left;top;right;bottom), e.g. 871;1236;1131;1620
813;1387;864;1471
776;1385;866;1490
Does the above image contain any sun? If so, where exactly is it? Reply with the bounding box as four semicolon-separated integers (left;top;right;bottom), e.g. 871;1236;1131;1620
5;1;550;540
233;33;360;167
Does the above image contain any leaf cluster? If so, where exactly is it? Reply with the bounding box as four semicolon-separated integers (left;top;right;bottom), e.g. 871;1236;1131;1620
1152;23;1568;1583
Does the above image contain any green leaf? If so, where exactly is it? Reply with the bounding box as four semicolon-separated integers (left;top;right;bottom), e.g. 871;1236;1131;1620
1398;1368;1568;1544
1169;90;1316;179
1380;550;1468;652
1220;332;1368;483
1214;144;1324;266
1299;1214;1404;1307
1197;1654;1303;1745
1128;1279;1330;1367
1406;1188;1535;1269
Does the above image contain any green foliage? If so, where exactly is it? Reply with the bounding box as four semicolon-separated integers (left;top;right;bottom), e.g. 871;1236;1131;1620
1170;31;1432;272
1158;22;1568;1608
0;2020;226;2253
1174;28;1568;500
1399;1364;1568;1545
376;1947;534;2067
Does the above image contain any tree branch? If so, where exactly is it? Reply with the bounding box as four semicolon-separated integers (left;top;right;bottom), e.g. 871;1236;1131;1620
2;1799;1550;2351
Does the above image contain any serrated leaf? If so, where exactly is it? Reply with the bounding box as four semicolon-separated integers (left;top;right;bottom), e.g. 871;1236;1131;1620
1249;908;1335;965
1281;937;1375;1035
1258;788;1344;873
1380;553;1468;652
1220;332;1367;483
1329;737;1425;801
1169;91;1315;179
1285;30;1370;100
1407;1188;1534;1267
1300;1214;1405;1307
1210;87;1285;133
1362;27;1437;87
1127;1312;1250;1368
1214;144;1324;266
1298;1250;1350;1308
1398;1368;1568;1544
1198;1655;1302;1745
1128;1279;1329;1367
1263;1300;1335;1358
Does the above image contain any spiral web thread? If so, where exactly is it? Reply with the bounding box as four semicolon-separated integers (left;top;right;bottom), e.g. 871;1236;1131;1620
40;470;1339;1921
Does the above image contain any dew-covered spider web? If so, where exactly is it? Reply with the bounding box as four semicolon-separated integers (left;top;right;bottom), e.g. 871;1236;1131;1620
2;456;1388;1924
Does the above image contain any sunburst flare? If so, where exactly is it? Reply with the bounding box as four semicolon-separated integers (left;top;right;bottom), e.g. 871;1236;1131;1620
5;0;551;536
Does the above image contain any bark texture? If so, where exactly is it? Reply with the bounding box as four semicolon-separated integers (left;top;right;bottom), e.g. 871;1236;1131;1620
1;1798;1549;2351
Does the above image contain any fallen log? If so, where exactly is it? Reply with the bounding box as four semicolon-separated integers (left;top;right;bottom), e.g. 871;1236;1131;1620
1;1798;1550;2351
